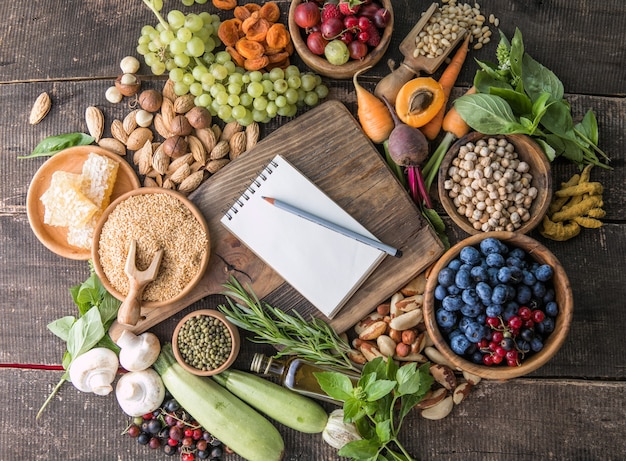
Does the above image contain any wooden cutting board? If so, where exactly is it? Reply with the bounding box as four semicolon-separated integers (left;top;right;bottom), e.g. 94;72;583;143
109;100;444;340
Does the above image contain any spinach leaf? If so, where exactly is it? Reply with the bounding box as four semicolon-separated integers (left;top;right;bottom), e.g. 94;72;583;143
522;53;564;102
454;94;528;135
19;132;94;159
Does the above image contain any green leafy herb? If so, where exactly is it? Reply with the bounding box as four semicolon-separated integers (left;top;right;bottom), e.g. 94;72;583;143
37;267;121;420
19;132;94;159
315;357;433;461
455;28;610;169
218;276;359;372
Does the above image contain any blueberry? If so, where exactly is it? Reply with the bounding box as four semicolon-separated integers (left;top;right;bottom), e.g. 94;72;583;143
476;281;493;303
509;247;527;261
486;252;505;268
491;284;509;305
534;264;554;282
522;269;536;286
497;266;513;283
521;328;535;342
459;263;473;273
461;303;483;318
450;334;472;355
437;267;456;287
516;285;533;305
487;267;500;285
543;288;556;303
545;301;559;317
506;256;525;269
479;237;504;255
435;284;448;301
460;245;482;265
459;316;473;332
485;304;503;317
516;339;531;353
455;269;473;289
448;328;464;339
447;284;461;295
530;337;544;352
532;281;547;298
476;313;487;325
471;265;489;282
448;258;463;271
502;303;518;321
541;317;555;334
471;351;485;364
442;295;464;312
463;321;484;343
436;308;458;329
462;288;481;307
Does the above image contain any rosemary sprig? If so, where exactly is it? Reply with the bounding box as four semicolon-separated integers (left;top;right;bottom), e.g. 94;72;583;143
218;276;359;372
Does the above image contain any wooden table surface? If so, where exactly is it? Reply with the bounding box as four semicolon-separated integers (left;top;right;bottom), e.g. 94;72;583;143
1;1;624;460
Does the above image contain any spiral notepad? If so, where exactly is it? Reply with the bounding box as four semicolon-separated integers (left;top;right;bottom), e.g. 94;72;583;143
220;154;387;318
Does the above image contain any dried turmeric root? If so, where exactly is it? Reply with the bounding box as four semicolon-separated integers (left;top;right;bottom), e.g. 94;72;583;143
540;165;606;241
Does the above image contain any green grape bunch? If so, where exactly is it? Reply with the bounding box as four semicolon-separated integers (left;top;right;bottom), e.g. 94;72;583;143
137;0;329;126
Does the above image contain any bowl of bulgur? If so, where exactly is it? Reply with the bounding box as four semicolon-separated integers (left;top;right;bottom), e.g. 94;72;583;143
92;187;210;309
438;133;552;235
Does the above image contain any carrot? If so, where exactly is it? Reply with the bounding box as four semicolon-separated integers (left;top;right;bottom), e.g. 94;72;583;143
422;85;476;191
353;68;394;144
421;34;471;141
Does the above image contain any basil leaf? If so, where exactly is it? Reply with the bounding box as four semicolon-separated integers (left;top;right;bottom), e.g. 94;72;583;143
314;371;354;401
19;132;94;159
365;380;396;402
576;110;599;146
375;420;393;444
540;100;575;138
454;94;528;135
509;28;525;85
66;306;105;361
535;138;557;162
338;438;381;460
47;316;76;342
490;86;532;115
522;53;564;102
474;70;512;94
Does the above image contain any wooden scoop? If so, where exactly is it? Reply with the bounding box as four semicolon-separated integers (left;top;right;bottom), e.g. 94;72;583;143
117;240;164;327
375;2;467;105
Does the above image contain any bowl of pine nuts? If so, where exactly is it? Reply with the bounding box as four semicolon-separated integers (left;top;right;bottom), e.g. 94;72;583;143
438;132;552;235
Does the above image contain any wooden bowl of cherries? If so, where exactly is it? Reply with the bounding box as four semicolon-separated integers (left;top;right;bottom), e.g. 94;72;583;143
288;0;393;79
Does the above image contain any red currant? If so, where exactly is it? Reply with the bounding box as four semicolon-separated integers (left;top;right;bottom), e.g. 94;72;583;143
192;428;203;440
492;331;504;343
506;350;519;362
343;15;359;29
167;438;178;447
507;358;519;367
492;353;504;364
486;316;500;328
182;453;195;461
508;315;523;330
357;16;371;30
483;354;494;366
532;309;545;323
477;338;489;349
495;346;507;357
518;306;532;320
184;428;194;438
523;319;535;328
357;30;370;42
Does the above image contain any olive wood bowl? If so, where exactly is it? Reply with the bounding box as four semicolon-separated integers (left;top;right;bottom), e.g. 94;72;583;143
92;187;210;311
423;231;574;380
172;309;240;377
288;0;393;79
438;133;552;235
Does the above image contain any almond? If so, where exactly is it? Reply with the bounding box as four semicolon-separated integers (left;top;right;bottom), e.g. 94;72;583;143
123;109;139;134
178;170;205;194
85;106;104;142
206;158;229;174
210;140;230;160
29;92;52;125
126;127;154;151
152;145;170;175
98;137;126;156
195;127;217;154
229;131;247;160
153;113;172;138
170;163;191;184
220;121;242;142
162;79;177;102
111;119;129;144
245;121;260;150
167;153;194;175
160;97;175;130
187;135;207;164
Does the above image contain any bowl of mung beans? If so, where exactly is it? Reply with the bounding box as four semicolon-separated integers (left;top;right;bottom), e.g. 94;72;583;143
172;309;240;376
438;133;552;235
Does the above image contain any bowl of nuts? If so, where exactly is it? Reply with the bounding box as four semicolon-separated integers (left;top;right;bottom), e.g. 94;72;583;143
172;309;240;376
423;231;573;380
438;133;552;235
288;0;393;79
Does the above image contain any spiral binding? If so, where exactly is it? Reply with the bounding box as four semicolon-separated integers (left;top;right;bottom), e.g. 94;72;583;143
223;158;279;220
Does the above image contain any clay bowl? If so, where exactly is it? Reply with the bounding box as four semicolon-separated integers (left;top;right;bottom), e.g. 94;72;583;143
423;231;573;380
288;0;393;79
92;187;210;311
438;133;552;235
172;309;240;376
26;146;140;260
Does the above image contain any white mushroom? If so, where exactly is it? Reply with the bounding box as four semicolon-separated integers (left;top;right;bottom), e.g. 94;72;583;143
69;348;119;395
115;369;165;417
116;330;161;372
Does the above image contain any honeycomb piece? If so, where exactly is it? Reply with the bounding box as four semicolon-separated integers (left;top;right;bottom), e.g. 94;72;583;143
40;171;99;227
81;152;119;209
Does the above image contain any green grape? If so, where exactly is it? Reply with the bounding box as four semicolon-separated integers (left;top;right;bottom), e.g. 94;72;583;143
223;61;236;74
195;26;211;43
203;51;216;64
253;96;268;111
160;29;175;45
186;36;205;57
184;14;204;33
315;84;329;99
190;82;203;96
144;52;158;67
266;101;278;117
192;65;209;81
252;109;267;123
196;0;208;4
228;73;243;85
174;53;190;68
237;110;254;126
165;58;177;71
284;65;300;79
242;74;251;84
152;61;166;75
273;79;288;94
137;44;150;56
268;67;284;82
147;41;160;53
215;51;231;65
227;83;242;95
152;0;163;10
182;73;195;86
249;71;263;83
297;88;306;103
275;95;287;108
314;75;323;86
287;75;301;89
304;91;319;106
239;93;253;107
227;94;240;107
300;74;316;92
201;72;215;86
285;104;298;117
267;90;278;101
231;105;246;120
215;91;229;105
261;79;274;94
141;25;157;36
174;81;190;95
177;27;193;43
209;83;226;97
199;12;213;24
182;0;194;6
285;88;299;105
210;99;221;114
167;10;186;29
170;38;186;55
217;105;232;121
211;64;228;80
246;81;263;98
170;67;185;82
277;105;291;117
196;93;212;108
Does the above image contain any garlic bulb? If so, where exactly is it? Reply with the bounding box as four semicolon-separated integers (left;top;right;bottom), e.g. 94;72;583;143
116;330;161;372
115;369;165;417
322;409;363;450
69;348;119;395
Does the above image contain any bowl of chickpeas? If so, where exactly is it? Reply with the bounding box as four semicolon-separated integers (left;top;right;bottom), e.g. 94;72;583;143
438;133;552;235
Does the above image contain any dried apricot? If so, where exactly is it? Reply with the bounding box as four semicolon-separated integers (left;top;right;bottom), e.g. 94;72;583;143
259;1;281;22
265;23;290;50
267;51;290;63
212;0;237;10
233;5;251;20
244;3;261;13
218;19;241;47
244;56;270;71
243;15;270;42
226;46;246;68
236;38;265;60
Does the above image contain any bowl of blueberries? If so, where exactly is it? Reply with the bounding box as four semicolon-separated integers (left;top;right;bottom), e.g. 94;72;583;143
423;231;573;380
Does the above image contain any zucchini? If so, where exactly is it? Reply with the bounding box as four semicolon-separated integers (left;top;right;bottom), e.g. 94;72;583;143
153;344;284;461
212;369;329;434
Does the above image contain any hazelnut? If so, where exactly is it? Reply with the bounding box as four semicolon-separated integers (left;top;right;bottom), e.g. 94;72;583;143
115;73;141;96
161;136;188;159
139;89;163;113
170;115;193;136
185;106;212;129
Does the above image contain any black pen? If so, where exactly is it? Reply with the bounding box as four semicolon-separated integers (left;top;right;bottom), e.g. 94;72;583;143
262;196;402;258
